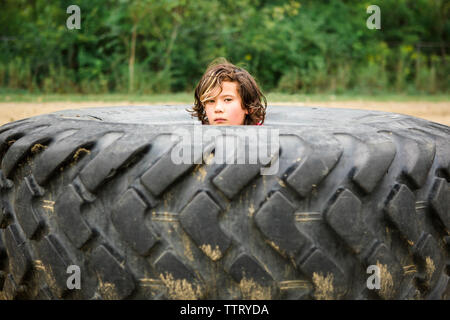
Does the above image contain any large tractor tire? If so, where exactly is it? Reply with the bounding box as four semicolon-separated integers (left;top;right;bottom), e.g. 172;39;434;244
0;105;448;300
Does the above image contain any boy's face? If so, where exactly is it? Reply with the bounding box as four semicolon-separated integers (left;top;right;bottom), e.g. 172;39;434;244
204;81;248;125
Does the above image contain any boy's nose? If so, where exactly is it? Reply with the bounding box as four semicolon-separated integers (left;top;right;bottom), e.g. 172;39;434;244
215;102;224;112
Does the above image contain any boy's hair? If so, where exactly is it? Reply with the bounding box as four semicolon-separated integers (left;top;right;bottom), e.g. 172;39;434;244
187;59;267;125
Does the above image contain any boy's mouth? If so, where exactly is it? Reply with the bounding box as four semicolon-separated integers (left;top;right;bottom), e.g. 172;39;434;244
214;118;227;123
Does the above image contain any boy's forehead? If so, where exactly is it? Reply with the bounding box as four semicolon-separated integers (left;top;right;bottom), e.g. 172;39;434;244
213;81;239;97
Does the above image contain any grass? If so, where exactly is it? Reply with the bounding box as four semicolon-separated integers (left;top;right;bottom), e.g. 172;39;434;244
0;92;194;103
0;90;448;103
266;93;450;103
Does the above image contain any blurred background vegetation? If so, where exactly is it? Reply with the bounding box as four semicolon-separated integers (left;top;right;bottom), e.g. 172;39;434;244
0;0;448;95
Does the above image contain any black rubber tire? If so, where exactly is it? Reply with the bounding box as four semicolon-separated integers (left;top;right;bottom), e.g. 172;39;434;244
0;105;449;300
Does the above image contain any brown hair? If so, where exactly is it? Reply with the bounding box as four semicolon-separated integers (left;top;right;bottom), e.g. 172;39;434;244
187;59;267;125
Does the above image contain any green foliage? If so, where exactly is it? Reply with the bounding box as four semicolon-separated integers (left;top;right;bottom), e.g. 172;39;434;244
0;0;448;94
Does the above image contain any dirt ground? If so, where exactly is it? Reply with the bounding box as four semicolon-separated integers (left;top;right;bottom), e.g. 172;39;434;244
0;101;449;126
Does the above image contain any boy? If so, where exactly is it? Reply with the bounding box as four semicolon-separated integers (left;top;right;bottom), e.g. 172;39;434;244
187;59;267;125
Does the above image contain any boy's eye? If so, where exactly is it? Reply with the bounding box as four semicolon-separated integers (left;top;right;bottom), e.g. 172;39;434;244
225;98;232;102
